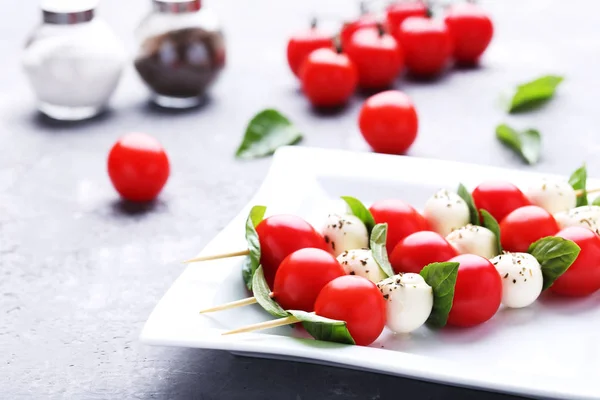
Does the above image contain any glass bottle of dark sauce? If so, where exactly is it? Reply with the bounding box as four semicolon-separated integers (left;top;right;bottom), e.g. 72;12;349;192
134;0;225;108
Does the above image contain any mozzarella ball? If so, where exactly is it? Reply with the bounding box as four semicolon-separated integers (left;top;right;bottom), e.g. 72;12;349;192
337;249;387;284
446;224;498;259
554;205;600;235
377;273;433;334
321;214;369;257
491;252;543;308
423;189;470;236
525;179;577;214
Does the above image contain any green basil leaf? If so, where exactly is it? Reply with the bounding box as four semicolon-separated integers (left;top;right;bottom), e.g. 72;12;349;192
341;196;376;233
242;205;267;290
569;164;588;207
419;262;460;328
287;310;355;345
457;183;480;225
252;266;288;318
593;197;600;206
369;223;395;278
507;75;564;113
235;109;303;159
480;209;502;254
495;124;541;165
528;236;581;291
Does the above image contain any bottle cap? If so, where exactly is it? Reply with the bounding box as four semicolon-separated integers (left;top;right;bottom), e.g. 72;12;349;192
153;0;201;14
41;0;97;24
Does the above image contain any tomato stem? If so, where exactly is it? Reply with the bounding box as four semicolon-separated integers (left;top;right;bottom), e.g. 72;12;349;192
376;23;386;37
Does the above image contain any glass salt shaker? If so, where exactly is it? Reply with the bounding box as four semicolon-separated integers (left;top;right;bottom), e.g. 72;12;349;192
134;0;226;109
22;0;126;121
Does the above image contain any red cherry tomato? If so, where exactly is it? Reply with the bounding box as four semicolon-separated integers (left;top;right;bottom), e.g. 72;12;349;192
390;231;458;274
552;227;600;296
107;132;170;202
358;90;419;154
385;1;428;37
395;17;452;77
369;199;429;253
500;206;559;253
286;20;333;78
273;248;346;312
472;181;531;223
340;14;379;50
444;3;493;64
299;48;358;107
345;26;404;89
447;254;502;327
256;215;328;288
315;275;386;346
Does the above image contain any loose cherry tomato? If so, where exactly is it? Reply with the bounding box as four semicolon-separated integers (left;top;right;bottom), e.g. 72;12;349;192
472;181;531;223
299;48;358;107
447;254;502;327
286;20;334;78
390;231;458;274
256;215;328;288
107;132;170;202
444;3;493;64
358;90;418;154
315;275;386;346
552;227;600;296
340;13;379;50
385;1;429;38
273;248;346;312
345;25;404;89
395;17;452;77
369;199;429;253
500;206;559;253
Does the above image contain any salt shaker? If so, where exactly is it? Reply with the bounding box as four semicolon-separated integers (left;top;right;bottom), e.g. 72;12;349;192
134;0;226;108
22;0;126;121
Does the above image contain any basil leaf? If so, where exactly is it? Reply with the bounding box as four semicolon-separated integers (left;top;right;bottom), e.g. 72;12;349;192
287;310;355;345
593;197;600;206
507;75;564;113
569;164;588;207
235;109;303;159
457;183;480;225
480;209;502;254
419;262;460;328
242;205;267;290
495;124;541;165
341;196;376;233
252;266;288;318
369;223;395;278
528;236;581;291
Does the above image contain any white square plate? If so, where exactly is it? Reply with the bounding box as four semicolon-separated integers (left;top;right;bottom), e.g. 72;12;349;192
141;146;600;400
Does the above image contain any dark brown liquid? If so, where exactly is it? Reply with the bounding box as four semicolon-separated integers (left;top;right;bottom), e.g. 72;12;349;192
134;27;226;99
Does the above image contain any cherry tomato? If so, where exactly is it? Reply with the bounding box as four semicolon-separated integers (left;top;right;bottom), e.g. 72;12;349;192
500;206;559;253
358;90;419;154
315;275;386;346
107;132;170;202
299;48;358;107
369;199;429;253
395;17;452;77
256;215;328;288
472;181;531;223
447;254;502;327
552;227;600;296
444;3;493;64
345;26;404;89
390;231;458;274
385;1;428;38
340;14;379;50
286;20;333;78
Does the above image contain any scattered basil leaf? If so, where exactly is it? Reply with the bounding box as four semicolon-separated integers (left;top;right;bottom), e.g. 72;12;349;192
369;223;395;278
252;266;288;318
419;262;460;328
287;310;355;345
241;205;267;290
528;236;581;291
569;164;588;207
495;124;541;165
457;183;480;225
507;75;564;113
593;197;600;206
235;109;303;159
341;196;376;233
480;209;502;254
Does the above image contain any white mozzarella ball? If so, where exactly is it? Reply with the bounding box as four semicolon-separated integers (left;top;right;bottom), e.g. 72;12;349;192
525;179;577;214
337;249;387;284
377;273;433;334
423;189;470;236
446;224;498;259
491;252;543;308
554;205;600;235
321;214;369;257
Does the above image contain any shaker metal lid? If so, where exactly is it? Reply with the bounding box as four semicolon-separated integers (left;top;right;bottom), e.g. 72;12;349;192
153;0;202;14
41;0;97;24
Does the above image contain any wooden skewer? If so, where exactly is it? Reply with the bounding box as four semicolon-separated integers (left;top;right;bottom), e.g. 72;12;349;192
183;249;250;264
200;297;258;314
222;314;302;335
576;187;600;197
